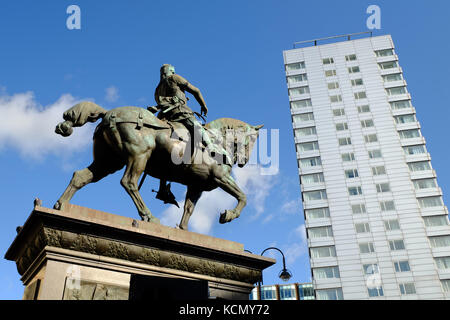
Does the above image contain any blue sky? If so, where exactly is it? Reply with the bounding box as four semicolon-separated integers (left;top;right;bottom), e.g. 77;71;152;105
1;0;449;299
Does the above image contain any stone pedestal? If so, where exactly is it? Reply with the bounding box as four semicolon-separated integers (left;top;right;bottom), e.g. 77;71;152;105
4;204;274;300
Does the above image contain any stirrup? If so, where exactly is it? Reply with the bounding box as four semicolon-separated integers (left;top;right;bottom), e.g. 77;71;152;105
152;183;180;207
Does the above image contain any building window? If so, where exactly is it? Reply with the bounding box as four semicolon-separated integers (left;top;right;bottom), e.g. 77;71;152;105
325;70;337;77
304;190;328;201
368;149;382;159
301;173;325;185
350;78;364;87
359;242;375;254
316;288;343;300
384;219;400;231
382;73;403;82
418;196;443;209
354;91;367;99
352;203;367;215
308;226;333;238
429;235;450;248
361;119;374;128
435;257;450;270
423;215;449;227
289;86;310;96
291;99;312;110
348;186;363;196
323;57;334;65
338;137;352;146
260;286;277;300
299;157;322;168
348;66;360;74
293;113;314;124
313;266;340;279
295;127;317;137
380;200;395;212
342;152;356;162
376;183;391;193
390;100;411;110
399;283;416;295
310;246;336;258
389;239;405;251
408;161;431;172
333;108;345;116
368;287;384;298
355;222;371;234
403;145;426;155
305;207;330;220
279;284;296;300
375;49;394;57
363;264;379;275
364;134;378;143
330;95;343;103
394;260;411;272
441;280;450;293
372;166;386;176
327;82;340;90
413;178;437;190
287;74;308;84
358;105;371;113
285;61;305;71
296;141;319;152
395;114;416;124
335;122;348;131
345;169;359;179
345;54;357;61
386;86;407;96
378;61;398;70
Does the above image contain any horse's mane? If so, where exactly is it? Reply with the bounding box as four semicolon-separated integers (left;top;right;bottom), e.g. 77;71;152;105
205;117;250;133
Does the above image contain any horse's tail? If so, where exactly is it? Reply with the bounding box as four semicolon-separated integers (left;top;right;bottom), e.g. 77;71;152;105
55;101;107;137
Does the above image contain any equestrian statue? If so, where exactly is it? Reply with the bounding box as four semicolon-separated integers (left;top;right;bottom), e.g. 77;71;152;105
53;64;263;231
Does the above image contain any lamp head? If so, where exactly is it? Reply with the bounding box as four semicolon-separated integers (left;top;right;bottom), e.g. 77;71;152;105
278;268;292;282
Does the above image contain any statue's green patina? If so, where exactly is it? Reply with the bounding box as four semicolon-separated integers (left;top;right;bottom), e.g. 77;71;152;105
54;65;263;230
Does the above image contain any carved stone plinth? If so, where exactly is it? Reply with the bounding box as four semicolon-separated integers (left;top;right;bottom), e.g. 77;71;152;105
4;204;275;300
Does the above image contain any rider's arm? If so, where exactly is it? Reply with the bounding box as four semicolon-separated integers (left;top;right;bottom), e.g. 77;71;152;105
173;75;208;115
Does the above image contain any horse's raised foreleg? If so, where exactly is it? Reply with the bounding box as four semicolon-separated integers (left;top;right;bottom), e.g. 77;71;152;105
213;166;247;224
178;186;202;230
121;154;160;224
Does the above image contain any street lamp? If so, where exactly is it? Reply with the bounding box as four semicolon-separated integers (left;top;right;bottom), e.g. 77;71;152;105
258;247;292;300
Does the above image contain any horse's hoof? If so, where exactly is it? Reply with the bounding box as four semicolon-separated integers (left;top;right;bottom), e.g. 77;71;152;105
141;214;160;224
53;201;61;210
219;210;232;224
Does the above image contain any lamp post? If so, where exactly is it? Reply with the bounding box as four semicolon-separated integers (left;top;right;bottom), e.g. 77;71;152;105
257;247;292;300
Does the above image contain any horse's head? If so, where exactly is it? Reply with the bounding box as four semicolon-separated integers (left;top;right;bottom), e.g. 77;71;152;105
235;123;263;167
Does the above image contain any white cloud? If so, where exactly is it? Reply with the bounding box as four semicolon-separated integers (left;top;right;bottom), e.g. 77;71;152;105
280;198;301;215
0;89;94;159
160;164;278;234
105;86;119;102
284;224;308;264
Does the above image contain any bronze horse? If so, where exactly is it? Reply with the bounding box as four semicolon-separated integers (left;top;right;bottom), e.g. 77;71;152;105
54;102;263;230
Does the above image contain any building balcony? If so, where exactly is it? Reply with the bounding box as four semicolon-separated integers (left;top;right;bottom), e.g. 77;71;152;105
303;199;329;210
297;149;320;160
400;136;426;147
438;270;450;281
289;92;311;101
301;182;327;193
313;278;342;290
396;122;421;131
415;186;443;198
388;92;411;102
287;80;309;90
380;66;403;76
293;120;316;129
384;79;407;88
391;107;416;116
305;218;332;229
291;106;313;115
285;68;307;77
426;226;450;238
309;256;338;269
295;134;318;144
298;166;323;176
407;168;436;180
405;153;432;164
421;205;448;217
376;54;399;64
308;237;335;248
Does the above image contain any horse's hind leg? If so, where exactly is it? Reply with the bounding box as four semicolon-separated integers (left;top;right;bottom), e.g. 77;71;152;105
120;154;160;224
54;161;119;210
178;186;202;230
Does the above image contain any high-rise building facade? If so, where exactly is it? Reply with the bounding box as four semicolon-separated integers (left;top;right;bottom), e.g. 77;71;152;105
283;33;450;299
